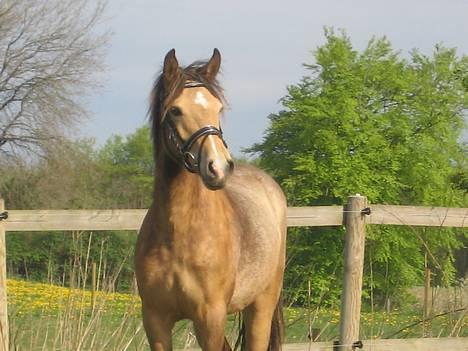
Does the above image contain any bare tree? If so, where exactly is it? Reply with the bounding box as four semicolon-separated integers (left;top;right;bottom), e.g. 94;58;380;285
0;0;109;158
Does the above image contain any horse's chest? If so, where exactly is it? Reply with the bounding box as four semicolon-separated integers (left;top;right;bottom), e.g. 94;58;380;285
149;235;237;308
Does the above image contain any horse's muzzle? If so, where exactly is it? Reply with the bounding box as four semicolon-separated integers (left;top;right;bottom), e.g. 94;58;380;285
202;158;234;190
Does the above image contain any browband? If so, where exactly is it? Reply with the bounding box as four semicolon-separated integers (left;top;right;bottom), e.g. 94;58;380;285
184;81;205;88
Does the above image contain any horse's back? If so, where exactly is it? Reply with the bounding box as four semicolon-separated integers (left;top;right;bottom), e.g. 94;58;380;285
225;164;287;311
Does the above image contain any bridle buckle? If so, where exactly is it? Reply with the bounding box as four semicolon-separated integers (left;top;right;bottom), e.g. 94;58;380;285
183;151;198;173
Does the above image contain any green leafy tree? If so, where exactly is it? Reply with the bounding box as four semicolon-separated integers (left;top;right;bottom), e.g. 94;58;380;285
2;126;154;290
0;139;101;209
248;29;467;307
98;126;154;208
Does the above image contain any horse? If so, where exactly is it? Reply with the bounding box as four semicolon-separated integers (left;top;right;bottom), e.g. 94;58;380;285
135;48;287;351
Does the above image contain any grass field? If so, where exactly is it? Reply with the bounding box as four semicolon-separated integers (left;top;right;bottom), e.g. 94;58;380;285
7;279;467;350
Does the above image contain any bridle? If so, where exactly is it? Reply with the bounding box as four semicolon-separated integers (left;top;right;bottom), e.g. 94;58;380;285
161;81;227;173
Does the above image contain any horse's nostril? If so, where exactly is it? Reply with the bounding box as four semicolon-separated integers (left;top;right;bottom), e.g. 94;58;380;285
208;161;217;177
208;160;233;179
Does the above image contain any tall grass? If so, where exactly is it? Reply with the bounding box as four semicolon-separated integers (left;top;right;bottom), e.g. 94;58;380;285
8;230;201;350
8;232;145;350
9;278;467;349
9;290;145;350
6;231;467;349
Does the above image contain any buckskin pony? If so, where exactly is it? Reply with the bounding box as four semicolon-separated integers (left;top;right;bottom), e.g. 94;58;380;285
135;48;287;351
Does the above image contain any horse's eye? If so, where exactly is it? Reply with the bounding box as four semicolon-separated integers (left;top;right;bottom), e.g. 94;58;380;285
169;106;182;117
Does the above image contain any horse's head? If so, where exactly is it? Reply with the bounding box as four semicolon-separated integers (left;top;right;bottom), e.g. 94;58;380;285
157;49;234;190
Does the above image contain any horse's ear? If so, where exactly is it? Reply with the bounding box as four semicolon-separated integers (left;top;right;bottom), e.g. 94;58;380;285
202;48;221;81
163;48;179;83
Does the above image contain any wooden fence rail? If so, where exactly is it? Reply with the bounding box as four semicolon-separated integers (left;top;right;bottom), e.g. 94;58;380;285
285;337;468;351
4;204;468;232
0;198;467;351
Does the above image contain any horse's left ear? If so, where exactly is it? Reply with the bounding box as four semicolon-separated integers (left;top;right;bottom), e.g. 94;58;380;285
163;48;180;84
202;48;221;81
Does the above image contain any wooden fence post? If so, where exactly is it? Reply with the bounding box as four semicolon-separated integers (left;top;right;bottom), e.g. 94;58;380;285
0;198;8;350
338;195;368;351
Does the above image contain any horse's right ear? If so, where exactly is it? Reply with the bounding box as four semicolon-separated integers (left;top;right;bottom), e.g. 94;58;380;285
201;48;221;81
163;49;179;84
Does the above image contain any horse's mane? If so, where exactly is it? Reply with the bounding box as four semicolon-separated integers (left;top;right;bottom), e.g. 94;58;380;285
149;60;225;151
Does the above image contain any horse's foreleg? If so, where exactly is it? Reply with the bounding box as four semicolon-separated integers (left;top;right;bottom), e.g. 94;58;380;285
193;303;228;351
142;309;175;351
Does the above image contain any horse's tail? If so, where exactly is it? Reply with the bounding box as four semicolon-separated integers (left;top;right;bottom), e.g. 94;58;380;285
235;296;284;351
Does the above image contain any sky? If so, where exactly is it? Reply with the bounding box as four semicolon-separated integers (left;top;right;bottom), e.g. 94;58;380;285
82;0;468;156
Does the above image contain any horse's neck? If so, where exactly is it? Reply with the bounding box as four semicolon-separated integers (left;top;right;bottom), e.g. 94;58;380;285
167;171;206;213
155;156;199;206
152;156;239;261
154;157;230;231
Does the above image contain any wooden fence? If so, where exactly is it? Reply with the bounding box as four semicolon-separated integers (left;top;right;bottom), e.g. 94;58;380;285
0;196;467;351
